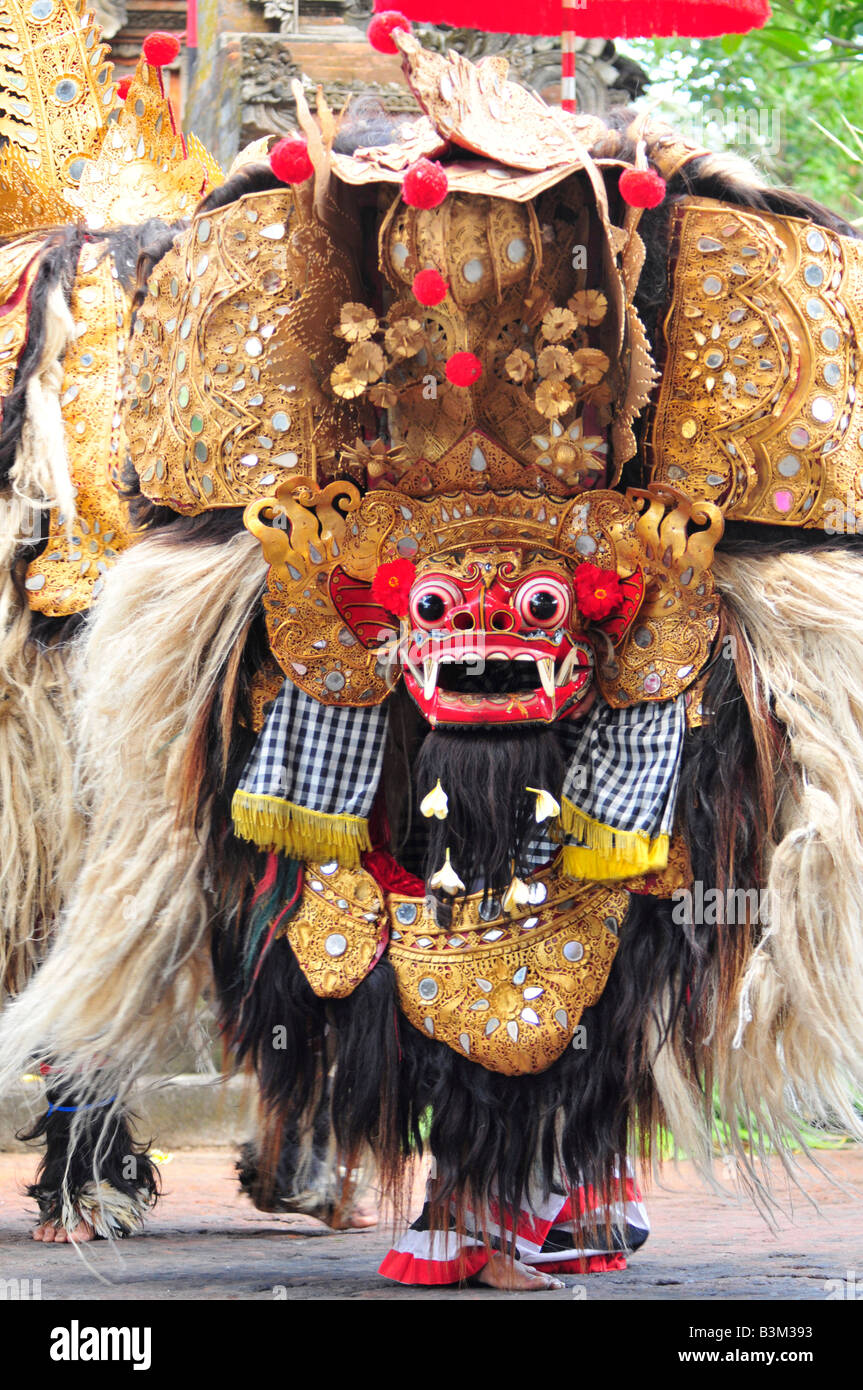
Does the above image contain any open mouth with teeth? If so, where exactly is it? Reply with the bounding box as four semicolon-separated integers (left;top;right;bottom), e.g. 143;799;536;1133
403;637;595;727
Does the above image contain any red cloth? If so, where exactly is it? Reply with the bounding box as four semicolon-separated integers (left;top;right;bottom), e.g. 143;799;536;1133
378;1246;489;1285
374;0;770;39
362;848;425;898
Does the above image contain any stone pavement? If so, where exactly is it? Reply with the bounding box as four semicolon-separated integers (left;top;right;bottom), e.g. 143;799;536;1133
0;1145;860;1301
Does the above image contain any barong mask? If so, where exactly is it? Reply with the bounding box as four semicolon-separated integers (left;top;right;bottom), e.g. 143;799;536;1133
243;480;722;717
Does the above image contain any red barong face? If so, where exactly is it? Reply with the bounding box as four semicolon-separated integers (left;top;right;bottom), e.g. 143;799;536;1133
401;550;596;728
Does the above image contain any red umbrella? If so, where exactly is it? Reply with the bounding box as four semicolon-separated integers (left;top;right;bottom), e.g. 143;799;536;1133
374;0;771;108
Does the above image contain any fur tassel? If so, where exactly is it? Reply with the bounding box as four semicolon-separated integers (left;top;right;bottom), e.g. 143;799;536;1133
0;581;82;1002
671;549;863;1179
60;1182;153;1238
11;282;76;527
0;528;267;1107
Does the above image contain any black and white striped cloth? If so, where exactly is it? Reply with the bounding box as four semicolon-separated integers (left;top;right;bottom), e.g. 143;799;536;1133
235;679;388;820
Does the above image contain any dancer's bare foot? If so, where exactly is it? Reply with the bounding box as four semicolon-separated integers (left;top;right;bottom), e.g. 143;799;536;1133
344;1195;379;1229
32;1218;95;1243
475;1253;564;1291
327;1194;379;1230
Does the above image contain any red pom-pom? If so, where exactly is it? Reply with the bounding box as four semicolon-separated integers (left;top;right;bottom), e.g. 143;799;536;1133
574;562;624;621
371;558;417;617
402;158;449;211
142;31;181;67
269;138;314;186
116;76;132;101
445;352;483;388
618;167;667;210
412;269;449;307
367;10;410;53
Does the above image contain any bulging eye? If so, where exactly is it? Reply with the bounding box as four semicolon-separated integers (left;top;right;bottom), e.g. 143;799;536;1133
528;591;559;621
417;593;445;622
410;575;463;629
514;575;572;629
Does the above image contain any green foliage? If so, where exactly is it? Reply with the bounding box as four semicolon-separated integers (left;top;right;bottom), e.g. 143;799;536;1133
621;0;863;220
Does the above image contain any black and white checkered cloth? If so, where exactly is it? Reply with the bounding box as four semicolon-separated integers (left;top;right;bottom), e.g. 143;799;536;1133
236;679;388;819
559;695;686;839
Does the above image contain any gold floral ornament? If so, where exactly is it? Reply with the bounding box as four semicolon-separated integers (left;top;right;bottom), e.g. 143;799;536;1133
337;303;378;342
571;348;611;386
384;317;425;360
25;247;138;616
337;436;408;481
345;341;385;385
532;420;609;487
536;345;574;382
541;307;579;343
330;299;429;407
127;187;366;515
568;290;608;326
368;382;400;410
504;348;533;384
535;380;574;419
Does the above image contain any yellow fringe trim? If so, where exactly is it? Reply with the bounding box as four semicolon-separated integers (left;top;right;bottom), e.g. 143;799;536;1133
231;790;371;868
559;796;670;881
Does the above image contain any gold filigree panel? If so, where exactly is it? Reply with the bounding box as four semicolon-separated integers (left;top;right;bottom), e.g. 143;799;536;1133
285;861;385;998
25;245;136;616
0;0;113;199
387;862;626;1076
652;197;863;529
67;62;220;230
128;189;366;515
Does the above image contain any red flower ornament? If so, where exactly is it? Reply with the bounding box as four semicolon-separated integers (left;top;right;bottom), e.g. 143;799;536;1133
371;558;417;617
402;159;449;210
116;76;132;101
574;562;624;621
